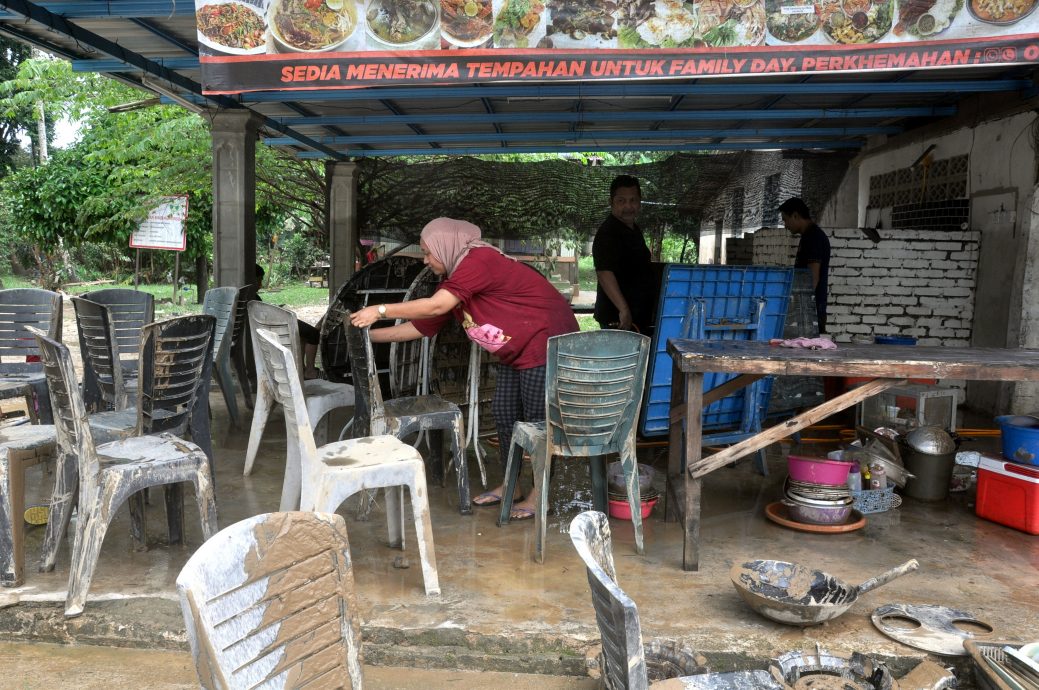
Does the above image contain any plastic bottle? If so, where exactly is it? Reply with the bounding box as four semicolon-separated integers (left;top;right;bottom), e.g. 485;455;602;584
862;465;871;487
870;462;886;490
847;464;863;492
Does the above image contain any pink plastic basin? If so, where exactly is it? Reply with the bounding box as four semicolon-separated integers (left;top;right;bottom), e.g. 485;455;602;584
608;497;657;520
787;455;857;486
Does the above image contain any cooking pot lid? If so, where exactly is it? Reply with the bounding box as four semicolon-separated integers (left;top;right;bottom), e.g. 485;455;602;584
904;425;956;455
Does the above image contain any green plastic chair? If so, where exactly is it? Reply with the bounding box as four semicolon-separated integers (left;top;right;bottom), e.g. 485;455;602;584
499;330;651;563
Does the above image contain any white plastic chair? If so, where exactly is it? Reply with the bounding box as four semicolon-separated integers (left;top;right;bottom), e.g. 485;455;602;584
32;328;218;618
176;511;364;689
244;301;354;476
254;328;440;596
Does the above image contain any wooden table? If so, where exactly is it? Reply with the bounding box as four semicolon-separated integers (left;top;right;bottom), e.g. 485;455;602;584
666;339;1039;571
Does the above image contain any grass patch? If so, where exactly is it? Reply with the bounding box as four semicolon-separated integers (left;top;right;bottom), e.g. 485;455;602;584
577;314;599;331
258;283;329;308
578;255;597;292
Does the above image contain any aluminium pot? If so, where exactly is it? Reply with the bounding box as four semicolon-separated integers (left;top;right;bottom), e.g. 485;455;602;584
898;426;956;501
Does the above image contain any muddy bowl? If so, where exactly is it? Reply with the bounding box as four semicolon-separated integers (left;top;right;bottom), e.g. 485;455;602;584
782;498;853;525
730;559;853;626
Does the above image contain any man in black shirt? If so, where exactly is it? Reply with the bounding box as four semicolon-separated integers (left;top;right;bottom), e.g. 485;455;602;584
780;197;830;334
593;175;655;335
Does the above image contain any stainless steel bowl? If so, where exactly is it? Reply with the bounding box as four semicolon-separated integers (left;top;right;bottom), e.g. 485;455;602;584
904;425;955;455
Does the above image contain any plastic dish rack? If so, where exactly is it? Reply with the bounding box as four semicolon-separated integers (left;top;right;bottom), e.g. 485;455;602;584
964;640;1036;690
851;482;902;514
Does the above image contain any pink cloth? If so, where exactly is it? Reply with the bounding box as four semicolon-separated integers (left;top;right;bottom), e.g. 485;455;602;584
771;337;837;350
420;217;515;277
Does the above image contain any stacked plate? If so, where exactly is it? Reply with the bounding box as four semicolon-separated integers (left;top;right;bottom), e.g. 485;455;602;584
783;477;854;525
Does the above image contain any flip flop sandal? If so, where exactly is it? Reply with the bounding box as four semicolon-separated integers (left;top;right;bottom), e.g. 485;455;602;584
23;504;49;526
472;491;503;507
510;507;535;521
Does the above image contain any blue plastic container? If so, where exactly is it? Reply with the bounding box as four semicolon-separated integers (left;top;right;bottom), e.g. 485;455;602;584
874;335;917;345
995;415;1039;466
640;265;794;437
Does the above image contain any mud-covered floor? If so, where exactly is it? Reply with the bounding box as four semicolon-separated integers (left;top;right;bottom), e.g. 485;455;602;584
2;380;1038;683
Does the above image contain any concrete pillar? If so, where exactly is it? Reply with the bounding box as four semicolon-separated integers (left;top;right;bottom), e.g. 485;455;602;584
1011;184;1039;412
326;161;360;298
211;109;261;288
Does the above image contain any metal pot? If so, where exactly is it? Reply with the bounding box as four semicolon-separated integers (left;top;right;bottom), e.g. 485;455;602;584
899;427;956;501
904;425;956;455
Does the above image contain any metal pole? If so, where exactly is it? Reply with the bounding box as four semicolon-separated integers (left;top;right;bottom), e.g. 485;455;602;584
173;251;181;305
134;249;141;289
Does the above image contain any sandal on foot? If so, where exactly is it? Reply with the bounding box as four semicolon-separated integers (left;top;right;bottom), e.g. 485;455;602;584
472;491;503;507
510;507;535;521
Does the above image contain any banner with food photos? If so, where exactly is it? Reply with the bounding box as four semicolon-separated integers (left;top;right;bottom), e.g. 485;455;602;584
196;0;1039;92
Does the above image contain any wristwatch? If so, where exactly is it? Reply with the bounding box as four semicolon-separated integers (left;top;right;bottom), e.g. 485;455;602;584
377;304;387;318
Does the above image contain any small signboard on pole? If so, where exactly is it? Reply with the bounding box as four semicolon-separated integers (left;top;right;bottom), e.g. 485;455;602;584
131;196;189;251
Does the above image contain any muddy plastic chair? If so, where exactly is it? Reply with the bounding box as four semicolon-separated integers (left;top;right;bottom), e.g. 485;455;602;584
31;330;217;619
36;316;217;578
569;512;771;690
0;288;62;424
176;511;364;689
254;329;439;595
499;330;651;563
346;324;470;516
243;302;354;476
72;298;132;411
229;284;257;410
201;286;241;429
78;288;153;412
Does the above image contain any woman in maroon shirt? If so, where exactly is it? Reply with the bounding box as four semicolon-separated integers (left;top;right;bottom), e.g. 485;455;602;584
350;218;578;520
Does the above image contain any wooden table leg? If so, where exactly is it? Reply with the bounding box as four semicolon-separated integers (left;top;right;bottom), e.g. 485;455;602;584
666;361;683;523
683;371;704;572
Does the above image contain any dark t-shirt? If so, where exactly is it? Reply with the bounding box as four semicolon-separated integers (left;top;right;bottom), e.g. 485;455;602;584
794;223;830;332
592;214;654;332
411;248;578;369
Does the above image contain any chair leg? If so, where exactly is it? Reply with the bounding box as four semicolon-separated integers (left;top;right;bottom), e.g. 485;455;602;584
451;418;471;516
426;429;445;487
619;444;645;556
244;385;274;476
65;481;122;618
385;486;404;549
215;359;241;430
0;451;18;587
533;448;552;564
192;464;219;540
497;439;526;527
164;483;185;546
279;442;303;512
406;468;440;597
755;449;769;476
589;456;608;513
233;346;254;411
128;490;147;552
40;449;78;573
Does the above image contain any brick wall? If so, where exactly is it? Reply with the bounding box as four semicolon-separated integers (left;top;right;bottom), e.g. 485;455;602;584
744;227;980;345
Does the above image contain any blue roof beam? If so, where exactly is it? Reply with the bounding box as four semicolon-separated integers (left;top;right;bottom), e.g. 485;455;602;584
240;80;1032;103
296;140;865;158
0;1;193;18
263;126;900;146
269;106;956;127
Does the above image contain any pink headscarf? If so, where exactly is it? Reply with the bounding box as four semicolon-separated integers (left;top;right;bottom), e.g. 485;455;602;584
420;217;515;277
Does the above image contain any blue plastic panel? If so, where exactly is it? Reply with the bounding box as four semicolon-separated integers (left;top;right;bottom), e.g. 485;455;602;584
640;265;794;437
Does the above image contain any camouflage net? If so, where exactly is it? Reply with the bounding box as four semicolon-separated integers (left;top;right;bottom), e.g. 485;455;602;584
356;151;850;246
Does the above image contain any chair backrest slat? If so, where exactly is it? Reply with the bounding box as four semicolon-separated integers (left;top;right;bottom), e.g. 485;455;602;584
545;331;650;456
0;289;62;362
248;301;303;384
30;328;103;502
569;511;648;690
345;325;384;437
82;288;154;361
138;315;215;437
201;286;239;362
176;512;364;690
72;298;125;410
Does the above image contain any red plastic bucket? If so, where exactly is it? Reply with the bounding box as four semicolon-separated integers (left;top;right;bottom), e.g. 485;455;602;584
608;497;658;520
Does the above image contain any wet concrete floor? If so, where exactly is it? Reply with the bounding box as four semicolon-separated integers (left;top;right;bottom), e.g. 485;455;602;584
2;316;1038;684
0;641;596;689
